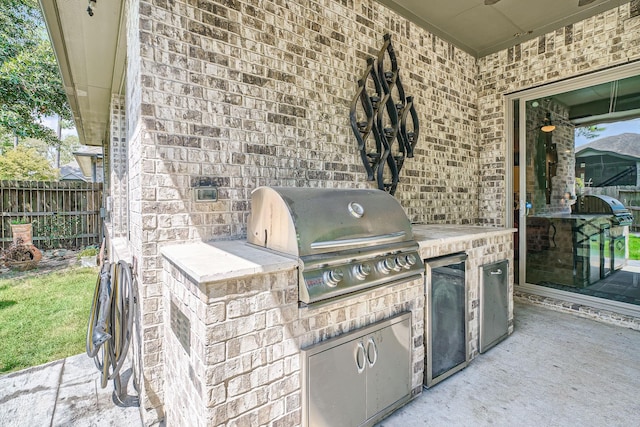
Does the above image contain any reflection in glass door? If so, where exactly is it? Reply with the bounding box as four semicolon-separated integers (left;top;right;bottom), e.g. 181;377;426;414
510;67;640;312
523;98;581;289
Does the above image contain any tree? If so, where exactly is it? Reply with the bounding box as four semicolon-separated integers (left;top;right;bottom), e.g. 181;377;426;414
0;0;71;146
0;146;58;180
575;125;606;140
20;134;81;166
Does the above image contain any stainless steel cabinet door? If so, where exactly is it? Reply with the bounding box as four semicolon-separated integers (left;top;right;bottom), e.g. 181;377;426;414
307;339;366;427
365;316;411;420
480;260;509;353
302;313;412;427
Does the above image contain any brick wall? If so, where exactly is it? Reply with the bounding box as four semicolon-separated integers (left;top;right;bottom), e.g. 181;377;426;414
126;0;168;424
130;3;480;420
135;0;480;238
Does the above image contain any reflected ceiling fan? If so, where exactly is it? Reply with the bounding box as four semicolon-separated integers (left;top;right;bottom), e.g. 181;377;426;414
484;0;597;5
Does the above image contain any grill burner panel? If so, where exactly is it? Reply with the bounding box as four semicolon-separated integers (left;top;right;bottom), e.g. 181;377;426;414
247;187;424;305
300;242;421;304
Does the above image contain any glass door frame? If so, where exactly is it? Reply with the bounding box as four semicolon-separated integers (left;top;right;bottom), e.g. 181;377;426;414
505;60;640;318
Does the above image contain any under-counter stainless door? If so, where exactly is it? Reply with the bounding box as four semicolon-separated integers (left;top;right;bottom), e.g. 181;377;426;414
306;340;366;427
480;260;509;353
365;316;411;420
600;224;611;278
613;235;625;270
425;253;469;388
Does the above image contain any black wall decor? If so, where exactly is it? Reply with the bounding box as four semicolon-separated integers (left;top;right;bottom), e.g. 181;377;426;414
349;34;419;195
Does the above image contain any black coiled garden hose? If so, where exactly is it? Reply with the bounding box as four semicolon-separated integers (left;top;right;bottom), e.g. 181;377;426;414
86;259;137;402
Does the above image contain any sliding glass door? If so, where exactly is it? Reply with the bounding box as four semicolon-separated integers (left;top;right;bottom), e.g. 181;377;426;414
508;62;640;316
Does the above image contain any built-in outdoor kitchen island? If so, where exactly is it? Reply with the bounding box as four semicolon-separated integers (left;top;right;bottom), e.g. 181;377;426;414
161;215;515;426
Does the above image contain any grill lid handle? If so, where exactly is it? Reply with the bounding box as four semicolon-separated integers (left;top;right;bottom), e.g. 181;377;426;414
310;231;406;250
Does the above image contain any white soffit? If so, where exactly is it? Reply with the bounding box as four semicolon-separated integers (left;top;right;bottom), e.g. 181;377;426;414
39;0;125;147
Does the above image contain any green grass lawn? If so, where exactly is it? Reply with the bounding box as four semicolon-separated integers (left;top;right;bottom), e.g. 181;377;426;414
0;267;96;374
630;234;640;261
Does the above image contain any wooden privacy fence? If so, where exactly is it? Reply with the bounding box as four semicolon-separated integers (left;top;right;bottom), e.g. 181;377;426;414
1;181;103;250
617;190;640;232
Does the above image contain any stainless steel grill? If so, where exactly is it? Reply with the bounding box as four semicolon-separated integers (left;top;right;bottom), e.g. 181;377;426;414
572;194;633;225
247;186;424;305
571;194;632;276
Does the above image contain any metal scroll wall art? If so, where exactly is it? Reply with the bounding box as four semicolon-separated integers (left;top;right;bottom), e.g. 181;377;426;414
349;34;419;195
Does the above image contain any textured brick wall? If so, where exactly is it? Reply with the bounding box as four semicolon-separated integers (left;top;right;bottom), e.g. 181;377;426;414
126;0;167;424
477;4;640;226
162;263;424;426
135;0;480;239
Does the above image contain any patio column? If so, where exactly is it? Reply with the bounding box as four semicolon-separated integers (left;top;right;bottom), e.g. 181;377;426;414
108;94;128;239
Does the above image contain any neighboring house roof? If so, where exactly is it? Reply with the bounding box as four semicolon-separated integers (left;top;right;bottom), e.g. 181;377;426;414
59;162;86;181
575;133;640;160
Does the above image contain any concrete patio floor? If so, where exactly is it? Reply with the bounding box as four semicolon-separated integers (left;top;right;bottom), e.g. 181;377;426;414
378;301;640;427
1;301;639;426
0;353;141;427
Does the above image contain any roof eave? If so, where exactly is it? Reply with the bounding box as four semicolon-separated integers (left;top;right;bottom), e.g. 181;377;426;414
38;0;126;147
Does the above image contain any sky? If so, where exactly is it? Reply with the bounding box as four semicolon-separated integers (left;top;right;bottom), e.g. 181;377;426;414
41;115;77;138
574;117;640;147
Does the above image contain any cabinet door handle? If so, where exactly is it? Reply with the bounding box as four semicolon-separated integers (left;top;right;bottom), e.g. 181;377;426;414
355;342;366;374
366;337;378;367
490;269;503;275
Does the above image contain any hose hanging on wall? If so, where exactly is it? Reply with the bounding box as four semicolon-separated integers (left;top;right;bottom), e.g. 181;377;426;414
86;245;138;404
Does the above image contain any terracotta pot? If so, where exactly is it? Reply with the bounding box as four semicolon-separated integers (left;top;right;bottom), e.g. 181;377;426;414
3;244;43;270
6;223;42;270
10;223;34;246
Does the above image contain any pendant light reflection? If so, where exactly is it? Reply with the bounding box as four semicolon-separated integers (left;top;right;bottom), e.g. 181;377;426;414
87;0;96;16
541;112;556;132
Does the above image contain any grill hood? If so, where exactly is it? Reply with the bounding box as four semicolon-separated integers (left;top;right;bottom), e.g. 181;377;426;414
247;186;424;305
572;194;633;226
247;186;415;257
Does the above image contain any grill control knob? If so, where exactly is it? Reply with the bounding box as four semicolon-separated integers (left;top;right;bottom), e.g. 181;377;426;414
392;257;403;271
405;254;417;267
323;269;344;287
378;258;397;274
353;264;372;280
396;256;408;269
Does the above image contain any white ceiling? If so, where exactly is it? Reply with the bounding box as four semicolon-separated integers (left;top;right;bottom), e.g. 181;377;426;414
376;0;633;57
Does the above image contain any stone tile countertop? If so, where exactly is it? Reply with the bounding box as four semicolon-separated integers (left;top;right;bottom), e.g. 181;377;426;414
162;225;516;285
161;241;298;284
412;224;516;248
